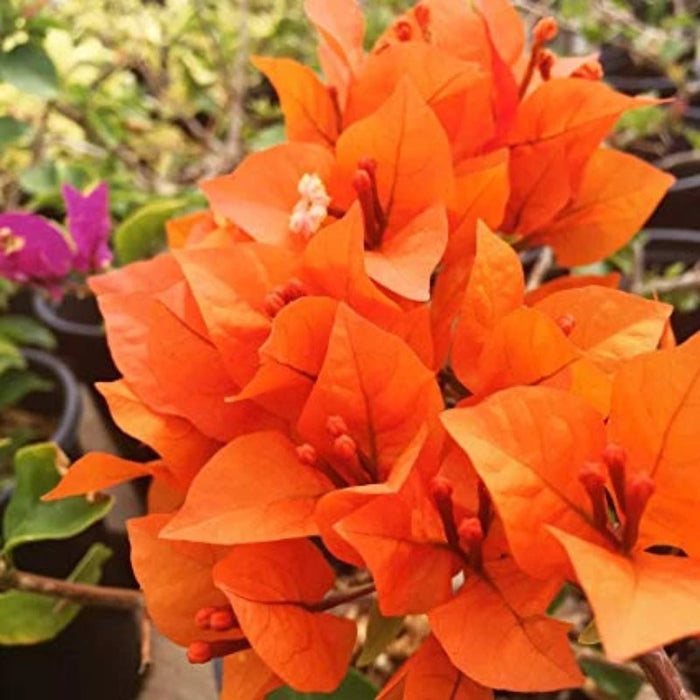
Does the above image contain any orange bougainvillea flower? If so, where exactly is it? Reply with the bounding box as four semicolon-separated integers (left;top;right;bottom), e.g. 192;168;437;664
252;56;341;148
449;223;671;407
336;448;583;691
213;538;356;692
378;635;493;700
162;302;441;550
304;0;366;109
90;248;280;443
442;332;700;660
501;80;673;264
516;148;676;266
202;80;452;301
40;1;696;696
127;513;236;648
130;515;356;695
262;0;669;272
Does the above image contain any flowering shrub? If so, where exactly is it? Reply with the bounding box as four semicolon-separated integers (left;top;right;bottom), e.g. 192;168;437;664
0;183;111;296
42;0;700;698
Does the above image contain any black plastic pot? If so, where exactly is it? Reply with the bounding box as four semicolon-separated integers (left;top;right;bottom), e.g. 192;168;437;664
648;155;700;230
0;351;143;699
600;45;677;98
31;293;117;386
20;348;83;462
31;293;154;462
0;511;142;700
642;228;700;342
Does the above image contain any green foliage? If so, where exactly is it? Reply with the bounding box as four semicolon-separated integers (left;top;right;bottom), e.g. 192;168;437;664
0;315;56;476
113;198;189;264
0;336;25;377
0;41;59;98
357;602;404;666
0;0;321;262
578;619;601;646
2;443;112;556
579;655;644;700
267;670;377;700
0;115;30;148
0;543;112;645
0;315;56;350
0;369;52;409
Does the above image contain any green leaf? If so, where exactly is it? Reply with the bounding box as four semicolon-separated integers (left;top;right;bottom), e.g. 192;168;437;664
0;369;53;408
0;336;26;376
247;123;286;152
0;42;59;98
113;198;188;264
266;670;377;700
0;543;112;645
2;444;112;555
578;619;601;646
19;161;59;197
0;116;30;149
357;602;404;666
579;655;643;700
0;315;56;350
547;582;576;615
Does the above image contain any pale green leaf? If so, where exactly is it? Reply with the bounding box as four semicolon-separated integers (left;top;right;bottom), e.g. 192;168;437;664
266;670;377;699
2;444;112;555
0;543;112;645
114;198;188;264
357;602;404;666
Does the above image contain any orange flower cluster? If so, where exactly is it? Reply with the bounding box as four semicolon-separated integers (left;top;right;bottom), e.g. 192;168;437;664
45;1;700;698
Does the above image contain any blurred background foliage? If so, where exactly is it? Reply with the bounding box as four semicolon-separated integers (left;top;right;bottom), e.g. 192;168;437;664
0;0;413;231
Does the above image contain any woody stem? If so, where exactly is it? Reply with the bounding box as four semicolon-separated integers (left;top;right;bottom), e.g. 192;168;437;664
310;582;376;612
0;559;144;611
636;648;691;700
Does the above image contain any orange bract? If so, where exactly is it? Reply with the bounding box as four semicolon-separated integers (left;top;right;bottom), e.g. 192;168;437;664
43;0;699;695
378;635;494;700
213;539;356;692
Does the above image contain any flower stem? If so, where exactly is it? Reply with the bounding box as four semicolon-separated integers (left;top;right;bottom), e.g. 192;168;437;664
0;561;143;611
310;582;376;612
636;648;691;700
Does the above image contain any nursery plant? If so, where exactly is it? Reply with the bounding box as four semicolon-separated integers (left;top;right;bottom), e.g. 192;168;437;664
0;313;56;480
5;0;700;698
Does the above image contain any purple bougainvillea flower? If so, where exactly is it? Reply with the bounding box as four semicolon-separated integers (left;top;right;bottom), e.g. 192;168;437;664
0;213;74;296
62;182;112;273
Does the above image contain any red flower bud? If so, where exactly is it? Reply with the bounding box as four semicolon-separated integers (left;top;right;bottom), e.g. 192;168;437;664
533;17;558;45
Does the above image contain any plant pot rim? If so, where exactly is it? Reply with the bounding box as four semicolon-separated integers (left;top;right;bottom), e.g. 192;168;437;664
32;293;105;339
20;347;82;454
604;74;677;95
643;227;700;246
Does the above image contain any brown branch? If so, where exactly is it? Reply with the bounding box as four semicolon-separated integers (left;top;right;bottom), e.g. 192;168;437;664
630;236;646;295
310;583;376;612
636;268;700;297
51;102;156;190
139;614;152;673
525;246;554;291
0;562;143;612
637;648;691;700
